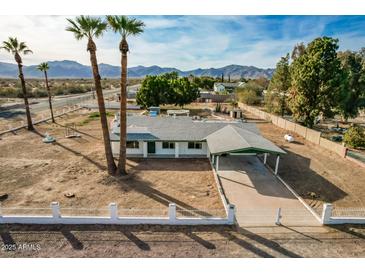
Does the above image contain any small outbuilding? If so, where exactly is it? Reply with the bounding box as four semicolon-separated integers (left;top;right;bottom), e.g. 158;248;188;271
230;109;242;119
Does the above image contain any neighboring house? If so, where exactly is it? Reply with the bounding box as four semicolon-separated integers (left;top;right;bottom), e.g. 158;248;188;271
197;91;235;103
213;82;245;92
110;116;285;161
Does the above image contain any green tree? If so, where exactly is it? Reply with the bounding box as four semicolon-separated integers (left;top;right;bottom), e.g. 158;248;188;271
107;15;145;175
336;50;365;121
136;74;199;108
265;54;291;116
37;62;55;123
136;75;172;108
291;42;305;60
0;37;34;130
289;37;342;128
66;16;117;175
172;77;200;107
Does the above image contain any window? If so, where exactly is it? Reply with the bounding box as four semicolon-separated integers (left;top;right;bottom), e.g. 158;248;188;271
188;142;203;149
126;141;139;149
162;142;175;149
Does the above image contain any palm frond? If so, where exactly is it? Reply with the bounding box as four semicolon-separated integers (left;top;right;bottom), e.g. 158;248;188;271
37;62;49;72
106;15;145;37
66;16;106;40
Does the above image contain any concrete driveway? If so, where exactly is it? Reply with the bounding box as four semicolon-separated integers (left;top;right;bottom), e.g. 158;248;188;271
217;155;320;227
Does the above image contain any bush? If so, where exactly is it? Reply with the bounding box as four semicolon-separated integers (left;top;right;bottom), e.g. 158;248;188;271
237;90;261;105
343;125;365;148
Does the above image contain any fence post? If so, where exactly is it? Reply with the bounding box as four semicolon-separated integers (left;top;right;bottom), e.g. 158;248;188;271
168;203;176;224
264;153;267;164
321;203;333;224
227;204;235;224
109;203;118;221
51;202;60;220
275;208;282;225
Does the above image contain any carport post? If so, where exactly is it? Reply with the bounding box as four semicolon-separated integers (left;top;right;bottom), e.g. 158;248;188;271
274;155;280;175
216;155;220;171
211;155;215;165
264;153;267;164
143;142;147;158
175;142;179;158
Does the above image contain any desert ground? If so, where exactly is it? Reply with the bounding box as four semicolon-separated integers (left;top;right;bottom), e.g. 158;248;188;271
242;110;365;211
0;223;364;257
0;109;225;217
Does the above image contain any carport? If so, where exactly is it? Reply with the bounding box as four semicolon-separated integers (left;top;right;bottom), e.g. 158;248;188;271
206;125;286;174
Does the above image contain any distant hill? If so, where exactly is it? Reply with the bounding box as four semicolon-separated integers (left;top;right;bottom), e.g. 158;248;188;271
0;60;274;79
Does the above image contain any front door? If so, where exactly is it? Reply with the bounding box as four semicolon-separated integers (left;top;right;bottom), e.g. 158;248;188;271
147;142;156;154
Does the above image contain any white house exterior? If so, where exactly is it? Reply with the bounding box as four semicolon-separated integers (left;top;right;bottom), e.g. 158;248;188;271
110;115;285;160
213;82;245;92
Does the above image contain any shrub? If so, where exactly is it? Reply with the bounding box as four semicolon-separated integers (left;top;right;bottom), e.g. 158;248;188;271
343;125;365;148
237;89;261;105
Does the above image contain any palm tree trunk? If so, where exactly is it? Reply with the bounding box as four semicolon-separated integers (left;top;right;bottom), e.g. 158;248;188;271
44;71;55;123
117;38;128;175
88;44;117;175
17;62;34;130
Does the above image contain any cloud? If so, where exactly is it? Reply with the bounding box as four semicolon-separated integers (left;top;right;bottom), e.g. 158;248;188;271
1;15;365;70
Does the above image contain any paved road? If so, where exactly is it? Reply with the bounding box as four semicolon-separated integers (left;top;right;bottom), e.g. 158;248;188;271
217;155;320;227
0;84;140;118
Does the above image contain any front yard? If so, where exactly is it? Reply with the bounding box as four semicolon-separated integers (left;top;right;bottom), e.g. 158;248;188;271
0;110;225;217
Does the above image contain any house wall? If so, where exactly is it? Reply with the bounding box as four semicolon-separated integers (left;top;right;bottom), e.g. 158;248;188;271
112;141;144;156
112;141;208;157
179;141;208;155
214;85;225;92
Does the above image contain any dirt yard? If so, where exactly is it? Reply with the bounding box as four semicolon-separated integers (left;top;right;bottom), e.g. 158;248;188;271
0;110;224;216
243;110;365;210
0;223;364;257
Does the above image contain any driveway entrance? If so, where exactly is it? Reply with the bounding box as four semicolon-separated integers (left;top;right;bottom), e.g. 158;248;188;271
217;155;320;226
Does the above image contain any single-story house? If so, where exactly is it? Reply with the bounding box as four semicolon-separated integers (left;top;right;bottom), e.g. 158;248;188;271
197;92;235;103
110;115;286;172
213;82;245;92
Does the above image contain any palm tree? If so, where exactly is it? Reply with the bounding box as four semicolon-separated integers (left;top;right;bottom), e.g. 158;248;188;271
107;15;145;175
37;62;55;123
66;16;117;175
1;37;34;130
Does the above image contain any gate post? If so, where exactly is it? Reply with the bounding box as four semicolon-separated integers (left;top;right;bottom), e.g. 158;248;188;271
109;203;118;221
227;204;235;224
51;202;60;220
168;203;176;224
321;203;333;224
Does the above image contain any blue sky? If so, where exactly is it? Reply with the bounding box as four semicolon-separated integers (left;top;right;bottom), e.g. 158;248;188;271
0;15;365;69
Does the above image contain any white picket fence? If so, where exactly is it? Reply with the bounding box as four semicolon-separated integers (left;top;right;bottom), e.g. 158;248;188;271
0;202;236;225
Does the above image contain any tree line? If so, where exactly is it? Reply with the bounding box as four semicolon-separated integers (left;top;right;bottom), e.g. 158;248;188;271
264;37;365;128
1;15;145;176
136;72;200;108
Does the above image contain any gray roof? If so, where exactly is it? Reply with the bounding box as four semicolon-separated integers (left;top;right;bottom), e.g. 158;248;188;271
110;116;285;155
111;116;259;142
206;125;286;155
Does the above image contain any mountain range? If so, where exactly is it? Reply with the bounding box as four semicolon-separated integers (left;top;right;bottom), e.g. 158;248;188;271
0;60;274;79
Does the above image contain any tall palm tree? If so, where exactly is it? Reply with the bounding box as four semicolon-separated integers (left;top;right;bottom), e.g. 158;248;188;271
107;15;145;175
37;62;55;123
66;16;117;175
1;37;34;130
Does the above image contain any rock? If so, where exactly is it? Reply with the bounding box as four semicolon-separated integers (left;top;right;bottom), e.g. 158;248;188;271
0;193;8;201
64;192;75;198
